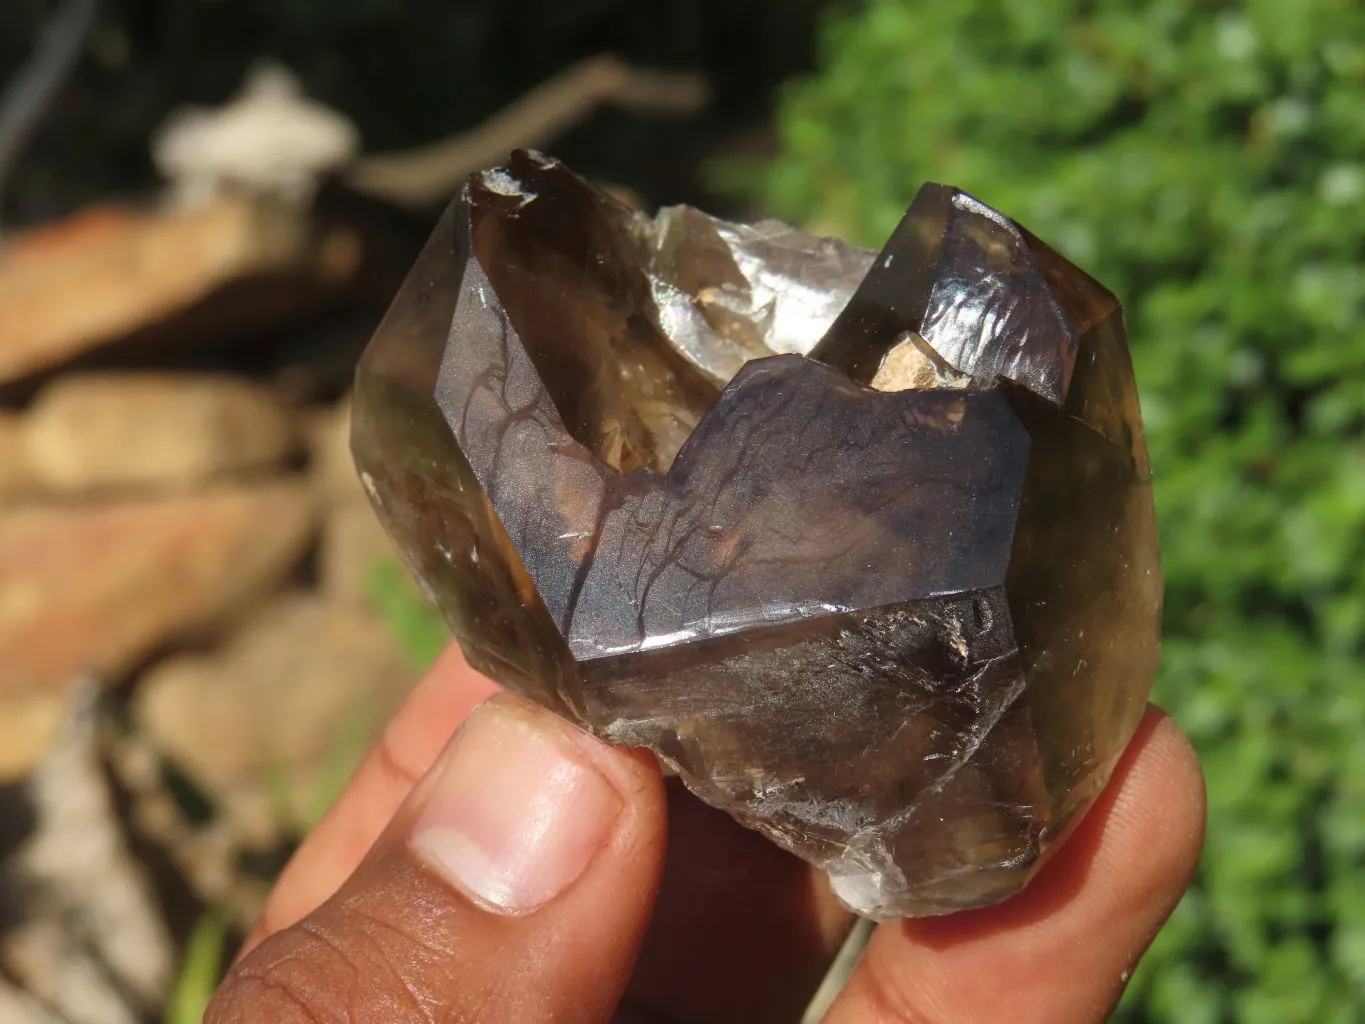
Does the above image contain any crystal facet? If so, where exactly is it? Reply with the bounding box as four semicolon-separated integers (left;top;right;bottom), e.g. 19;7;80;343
352;151;1161;918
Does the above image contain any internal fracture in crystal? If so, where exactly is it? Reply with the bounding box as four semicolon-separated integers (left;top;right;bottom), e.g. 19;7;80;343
352;150;1161;919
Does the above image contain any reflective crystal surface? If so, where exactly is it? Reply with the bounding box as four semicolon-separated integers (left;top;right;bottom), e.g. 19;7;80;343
352;150;1161;918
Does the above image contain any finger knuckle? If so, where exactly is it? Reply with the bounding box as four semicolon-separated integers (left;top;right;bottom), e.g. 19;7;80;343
207;913;432;1024
206;966;330;1024
374;718;426;797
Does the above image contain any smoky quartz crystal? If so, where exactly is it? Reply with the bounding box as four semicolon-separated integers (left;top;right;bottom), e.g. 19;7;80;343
352;150;1161;918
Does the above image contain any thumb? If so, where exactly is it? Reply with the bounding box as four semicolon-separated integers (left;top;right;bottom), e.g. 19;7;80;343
207;694;667;1023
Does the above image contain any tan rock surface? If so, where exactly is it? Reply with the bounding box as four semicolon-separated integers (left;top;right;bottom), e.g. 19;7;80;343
24;373;295;494
0;198;359;384
308;393;400;606
319;501;395;607
0;414;39;502
134;593;417;842
307;393;365;504
0;483;315;696
0;693;66;782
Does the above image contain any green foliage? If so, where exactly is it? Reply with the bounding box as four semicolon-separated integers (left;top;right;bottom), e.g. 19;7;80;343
756;1;1365;1019
164;912;227;1024
367;558;449;671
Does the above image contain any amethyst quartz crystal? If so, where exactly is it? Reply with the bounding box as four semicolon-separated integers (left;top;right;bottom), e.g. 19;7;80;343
351;151;1161;919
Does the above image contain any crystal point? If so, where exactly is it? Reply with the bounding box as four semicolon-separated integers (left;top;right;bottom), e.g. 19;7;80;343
353;151;1161;918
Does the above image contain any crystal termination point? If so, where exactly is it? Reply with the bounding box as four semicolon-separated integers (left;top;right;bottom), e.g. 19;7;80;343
352;151;1161;919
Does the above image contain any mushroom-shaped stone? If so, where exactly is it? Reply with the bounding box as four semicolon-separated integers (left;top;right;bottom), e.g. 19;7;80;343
153;62;360;206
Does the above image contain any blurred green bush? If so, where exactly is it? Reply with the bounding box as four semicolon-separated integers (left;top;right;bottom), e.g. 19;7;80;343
754;1;1365;1019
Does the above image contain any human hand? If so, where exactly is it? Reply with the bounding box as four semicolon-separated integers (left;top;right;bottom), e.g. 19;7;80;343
206;644;1205;1023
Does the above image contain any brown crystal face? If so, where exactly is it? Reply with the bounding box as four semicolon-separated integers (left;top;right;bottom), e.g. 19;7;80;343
353;151;1160;918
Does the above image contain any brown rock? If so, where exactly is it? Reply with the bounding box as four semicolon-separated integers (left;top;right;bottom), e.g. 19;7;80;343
24;373;295;494
0;198;360;385
0;414;39;502
134;593;417;842
310;393;399;607
0;483;315;696
0;693;65;782
307;393;366;504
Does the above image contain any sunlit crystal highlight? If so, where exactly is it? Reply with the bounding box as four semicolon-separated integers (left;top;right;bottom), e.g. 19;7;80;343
352;151;1161;918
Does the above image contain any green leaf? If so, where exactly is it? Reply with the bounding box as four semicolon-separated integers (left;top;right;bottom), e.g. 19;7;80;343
366;559;449;670
164;913;227;1024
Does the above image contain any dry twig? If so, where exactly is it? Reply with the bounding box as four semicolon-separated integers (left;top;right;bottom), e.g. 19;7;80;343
0;0;100;218
348;54;709;207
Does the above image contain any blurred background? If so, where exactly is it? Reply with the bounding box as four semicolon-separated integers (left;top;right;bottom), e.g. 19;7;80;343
1;1;1362;1021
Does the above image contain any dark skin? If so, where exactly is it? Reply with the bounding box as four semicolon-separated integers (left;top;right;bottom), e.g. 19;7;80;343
208;643;1206;1023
